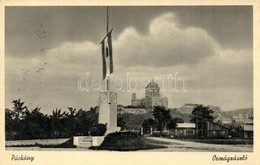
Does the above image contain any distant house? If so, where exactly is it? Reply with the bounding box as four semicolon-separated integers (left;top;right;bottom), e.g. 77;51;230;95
117;105;148;114
205;121;230;138
169;123;196;138
242;124;253;139
244;119;253;125
215;116;232;124
232;113;244;123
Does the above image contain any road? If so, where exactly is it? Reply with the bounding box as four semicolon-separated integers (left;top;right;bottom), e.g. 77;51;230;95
144;137;253;152
6;137;253;152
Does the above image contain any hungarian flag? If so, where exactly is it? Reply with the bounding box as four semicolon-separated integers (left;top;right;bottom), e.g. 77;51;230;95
101;29;113;80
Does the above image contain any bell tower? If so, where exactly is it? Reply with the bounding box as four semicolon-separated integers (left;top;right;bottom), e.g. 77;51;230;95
131;93;136;105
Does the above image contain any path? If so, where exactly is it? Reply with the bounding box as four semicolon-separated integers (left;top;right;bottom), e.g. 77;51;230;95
144;137;253;152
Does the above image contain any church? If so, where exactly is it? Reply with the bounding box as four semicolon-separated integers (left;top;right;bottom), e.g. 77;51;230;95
131;81;168;109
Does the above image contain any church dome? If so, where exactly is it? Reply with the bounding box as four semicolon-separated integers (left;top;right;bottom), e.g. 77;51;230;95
146;81;159;89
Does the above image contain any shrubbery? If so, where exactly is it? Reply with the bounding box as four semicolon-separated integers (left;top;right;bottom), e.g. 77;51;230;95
90;131;166;151
89;124;107;136
5;99;98;140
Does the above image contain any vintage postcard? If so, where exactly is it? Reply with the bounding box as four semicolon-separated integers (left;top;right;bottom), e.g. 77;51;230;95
0;1;259;165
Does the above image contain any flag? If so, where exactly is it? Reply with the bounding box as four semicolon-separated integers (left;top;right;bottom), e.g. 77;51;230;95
101;29;113;79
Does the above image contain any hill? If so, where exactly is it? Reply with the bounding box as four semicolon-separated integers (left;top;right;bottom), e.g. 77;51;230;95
221;108;253;118
171;105;253;122
169;108;191;122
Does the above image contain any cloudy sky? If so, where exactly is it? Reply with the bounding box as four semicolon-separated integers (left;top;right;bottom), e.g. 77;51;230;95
5;6;253;114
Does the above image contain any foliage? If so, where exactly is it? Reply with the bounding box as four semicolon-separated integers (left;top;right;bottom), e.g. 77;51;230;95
173;117;184;123
5;99;98;140
91;131;166;151
190;105;214;137
166;117;184;130
141;118;157;134
152;106;172;134
117;116;126;130
89;124;107;136
142;118;156;128
224;122;244;138
117;113;152;130
190;105;214;123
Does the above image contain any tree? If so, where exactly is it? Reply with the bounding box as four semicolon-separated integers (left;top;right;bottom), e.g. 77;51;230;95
117;113;152;130
190;105;214;122
5;98;101;139
6;99;52;140
190;105;214;137
173;117;184;123
65;107;78;137
152;106;172;135
117;116;126;130
5;108;16;140
51;108;67;137
12;99;28;120
75;107;98;136
10;99;28;139
166;117;184;130
225;122;243;138
23;107;48;139
89;123;107;136
142;118;156;128
142;118;156;134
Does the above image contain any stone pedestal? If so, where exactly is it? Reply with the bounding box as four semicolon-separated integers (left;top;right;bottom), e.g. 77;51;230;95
99;91;120;134
92;136;105;146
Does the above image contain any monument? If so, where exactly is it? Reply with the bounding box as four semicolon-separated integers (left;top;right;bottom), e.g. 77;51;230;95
98;7;120;134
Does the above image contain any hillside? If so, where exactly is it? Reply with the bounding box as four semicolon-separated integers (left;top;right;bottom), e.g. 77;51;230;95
117;107;253;130
171;106;253;121
169;108;191;122
221;108;253;118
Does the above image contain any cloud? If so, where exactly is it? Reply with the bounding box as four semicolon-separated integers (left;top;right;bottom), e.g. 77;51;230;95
114;13;218;67
5;41;102;114
188;49;253;89
5;12;253;113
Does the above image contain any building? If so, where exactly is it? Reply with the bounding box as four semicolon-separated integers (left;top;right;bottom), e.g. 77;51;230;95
172;123;196;138
232;113;244;123
205;121;230;138
214;116;232;124
117;105;148;114
242;124;253;139
131;81;168;109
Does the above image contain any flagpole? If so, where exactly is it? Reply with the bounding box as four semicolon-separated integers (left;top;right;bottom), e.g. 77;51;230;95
106;6;110;94
107;6;109;34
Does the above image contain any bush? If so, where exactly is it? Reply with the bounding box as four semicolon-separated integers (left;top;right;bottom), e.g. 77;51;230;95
89;124;107;136
90;131;167;151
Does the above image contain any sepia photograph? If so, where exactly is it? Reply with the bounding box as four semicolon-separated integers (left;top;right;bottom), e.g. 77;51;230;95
1;3;258;165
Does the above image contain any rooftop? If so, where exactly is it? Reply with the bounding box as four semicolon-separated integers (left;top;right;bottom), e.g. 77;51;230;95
176;123;196;128
243;125;253;131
